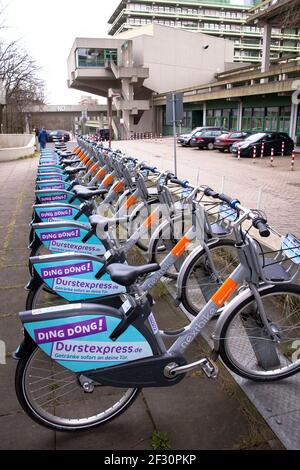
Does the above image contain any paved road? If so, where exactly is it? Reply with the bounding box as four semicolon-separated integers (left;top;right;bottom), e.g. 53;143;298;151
112;139;300;237
0;152;281;450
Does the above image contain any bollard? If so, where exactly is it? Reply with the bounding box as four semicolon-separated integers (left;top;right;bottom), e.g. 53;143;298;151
150;133;153;140
260;142;264;159
160;133;163;143
291;151;295;171
237;145;241;159
281;141;285;157
252;146;257;162
270;148;274;166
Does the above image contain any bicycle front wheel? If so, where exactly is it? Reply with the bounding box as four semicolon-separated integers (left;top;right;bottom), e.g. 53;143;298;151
180;239;239;316
219;284;300;381
15;346;140;431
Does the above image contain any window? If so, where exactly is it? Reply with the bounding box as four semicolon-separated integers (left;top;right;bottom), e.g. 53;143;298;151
253;108;265;117
76;48;118;68
281;106;291;116
267;107;279;116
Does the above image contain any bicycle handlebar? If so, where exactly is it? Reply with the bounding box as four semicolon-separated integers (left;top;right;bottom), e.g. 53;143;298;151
252;217;270;238
169;177;190;188
140;165;158;173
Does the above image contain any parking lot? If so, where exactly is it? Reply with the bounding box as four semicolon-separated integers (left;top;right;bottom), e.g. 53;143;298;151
111;138;300;237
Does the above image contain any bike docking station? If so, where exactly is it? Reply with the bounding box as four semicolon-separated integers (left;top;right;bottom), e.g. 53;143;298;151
4;137;300;454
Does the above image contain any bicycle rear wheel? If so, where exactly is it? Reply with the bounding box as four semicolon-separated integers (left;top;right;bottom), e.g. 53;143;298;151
15;346;140;431
219;284;300;381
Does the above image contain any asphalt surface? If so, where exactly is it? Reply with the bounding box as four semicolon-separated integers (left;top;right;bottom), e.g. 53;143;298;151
112;138;300;237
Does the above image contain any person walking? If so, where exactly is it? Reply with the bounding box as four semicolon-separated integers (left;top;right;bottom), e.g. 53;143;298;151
38;127;48;150
33;127;40;151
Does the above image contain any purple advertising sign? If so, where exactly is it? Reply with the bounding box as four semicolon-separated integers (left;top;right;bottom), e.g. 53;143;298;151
40;209;73;219
41;261;93;279
39;195;68;202
39;184;66;190
34;317;107;344
40;228;80;241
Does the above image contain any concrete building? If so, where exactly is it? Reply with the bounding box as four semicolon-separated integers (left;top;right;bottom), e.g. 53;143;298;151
108;0;300;63
67;24;234;137
23;104;108;135
67;0;300;142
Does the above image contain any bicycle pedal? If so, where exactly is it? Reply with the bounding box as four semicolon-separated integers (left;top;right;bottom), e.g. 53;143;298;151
200;358;218;379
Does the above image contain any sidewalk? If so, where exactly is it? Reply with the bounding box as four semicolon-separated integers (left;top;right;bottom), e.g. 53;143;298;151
0;153;282;450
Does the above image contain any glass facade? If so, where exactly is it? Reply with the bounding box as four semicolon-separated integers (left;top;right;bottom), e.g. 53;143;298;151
108;1;300;63
76;48;118;68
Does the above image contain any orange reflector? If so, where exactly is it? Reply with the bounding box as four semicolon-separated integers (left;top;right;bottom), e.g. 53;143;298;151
103;174;113;186
82;156;89;164
86;159;93;168
211;278;238;308
73;147;79;154
143;212;158;230
90;164;99;173
124;195;136;210
96;168;106;180
171;236;191;257
113;181;124;193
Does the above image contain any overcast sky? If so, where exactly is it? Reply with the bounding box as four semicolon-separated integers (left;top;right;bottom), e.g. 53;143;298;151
2;0;120;104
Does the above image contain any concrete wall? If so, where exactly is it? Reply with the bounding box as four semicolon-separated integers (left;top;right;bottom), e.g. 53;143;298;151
0;134;35;162
130;25;234;94
28;111;107;133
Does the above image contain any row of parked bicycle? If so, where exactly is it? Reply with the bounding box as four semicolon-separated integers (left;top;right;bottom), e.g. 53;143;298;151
177;126;295;157
13;137;300;431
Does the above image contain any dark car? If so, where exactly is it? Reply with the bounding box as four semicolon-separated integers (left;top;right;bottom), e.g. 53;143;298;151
231;132;294;157
214;131;251;152
48;130;70;143
190;129;228;150
177;127;227;147
98;128;110;141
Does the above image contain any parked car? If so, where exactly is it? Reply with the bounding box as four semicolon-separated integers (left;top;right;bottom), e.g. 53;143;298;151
214;131;251;152
177;127;227;147
231;132;294;157
48;130;70;143
190;129;228;150
99;128;110;141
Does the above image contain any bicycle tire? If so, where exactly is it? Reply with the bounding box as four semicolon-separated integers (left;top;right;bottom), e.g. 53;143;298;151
219;283;300;381
15;346;140;432
180;239;238;316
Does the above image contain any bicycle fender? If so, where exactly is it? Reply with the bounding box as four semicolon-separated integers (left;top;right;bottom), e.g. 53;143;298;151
212;284;273;352
176;244;206;301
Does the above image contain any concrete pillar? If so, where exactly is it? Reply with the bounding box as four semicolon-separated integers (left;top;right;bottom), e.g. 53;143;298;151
122;109;133;140
203;102;207;126
289;102;299;143
24;112;30;134
237;100;243;131
261;22;272;74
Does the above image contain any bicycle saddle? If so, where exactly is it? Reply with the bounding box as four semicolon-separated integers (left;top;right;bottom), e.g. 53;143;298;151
64;166;86;174
106;263;160;286
89;215;116;231
73;186;108;200
61;158;81;165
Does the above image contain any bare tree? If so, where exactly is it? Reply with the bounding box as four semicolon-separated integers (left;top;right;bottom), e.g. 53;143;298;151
0;3;46;133
0;40;45;133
